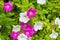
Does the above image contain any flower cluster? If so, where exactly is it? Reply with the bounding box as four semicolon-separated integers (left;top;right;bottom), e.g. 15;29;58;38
2;0;59;40
10;7;43;40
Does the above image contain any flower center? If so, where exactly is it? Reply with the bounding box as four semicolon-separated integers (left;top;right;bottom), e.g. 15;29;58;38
23;25;27;29
21;35;24;38
24;15;26;18
51;25;55;30
15;34;17;36
6;4;10;9
26;32;29;35
30;12;33;18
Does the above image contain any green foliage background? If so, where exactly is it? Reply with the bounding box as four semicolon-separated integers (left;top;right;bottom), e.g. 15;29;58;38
0;0;60;40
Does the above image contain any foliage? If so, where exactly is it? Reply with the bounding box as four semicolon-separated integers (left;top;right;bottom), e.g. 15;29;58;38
0;0;60;40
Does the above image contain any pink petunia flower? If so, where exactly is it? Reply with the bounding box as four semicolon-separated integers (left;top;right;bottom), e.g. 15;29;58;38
10;31;19;40
22;23;36;38
27;8;36;19
3;1;13;12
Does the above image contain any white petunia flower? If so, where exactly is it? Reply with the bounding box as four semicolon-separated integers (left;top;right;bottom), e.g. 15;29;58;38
57;20;60;28
34;21;43;31
19;12;30;23
37;0;46;4
12;25;20;32
17;33;31;40
49;30;58;39
55;18;59;24
55;18;60;28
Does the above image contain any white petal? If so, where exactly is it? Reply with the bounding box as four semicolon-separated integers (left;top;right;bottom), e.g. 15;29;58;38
49;32;58;39
55;18;59;24
57;20;60;25
55;18;60;28
19;17;30;23
37;0;46;4
18;38;27;40
34;22;43;31
17;33;27;40
57;20;60;28
19;12;30;23
12;25;20;32
20;12;26;17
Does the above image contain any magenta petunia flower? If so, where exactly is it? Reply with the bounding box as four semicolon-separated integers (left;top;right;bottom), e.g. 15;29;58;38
22;23;36;38
27;8;36;18
3;1;13;12
20;22;29;29
10;31;19;40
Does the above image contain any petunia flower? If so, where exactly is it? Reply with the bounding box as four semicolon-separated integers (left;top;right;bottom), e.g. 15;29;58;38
12;25;20;32
27;8;36;19
55;18;59;24
55;18;60;28
57;20;60;28
34;21;43;31
37;0;46;4
22;24;36;38
10;31;19;40
17;33;28;40
20;22;29;29
19;12;30;23
49;30;58;39
3;1;13;12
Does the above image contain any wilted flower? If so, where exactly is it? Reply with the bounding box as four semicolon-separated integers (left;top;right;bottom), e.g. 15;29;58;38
50;25;55;30
34;21;43;31
27;8;36;18
37;0;46;4
3;1;13;12
10;31;19;40
12;25;20;32
19;12;30;23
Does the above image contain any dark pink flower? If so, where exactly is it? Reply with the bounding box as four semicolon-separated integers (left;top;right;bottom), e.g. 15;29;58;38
22;23;36;38
20;22;29;29
27;8;36;18
10;31;19;40
3;1;13;12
